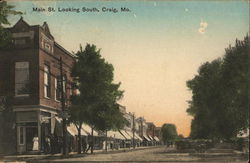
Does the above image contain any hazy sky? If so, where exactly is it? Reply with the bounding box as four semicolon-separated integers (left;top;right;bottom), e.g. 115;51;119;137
8;0;249;136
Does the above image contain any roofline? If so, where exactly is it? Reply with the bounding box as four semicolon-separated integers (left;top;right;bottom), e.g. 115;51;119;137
54;42;76;58
9;17;76;59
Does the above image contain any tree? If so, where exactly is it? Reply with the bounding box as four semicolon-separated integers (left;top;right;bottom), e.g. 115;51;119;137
161;123;178;145
187;59;223;139
219;35;249;137
69;44;127;154
187;35;250;139
0;1;22;48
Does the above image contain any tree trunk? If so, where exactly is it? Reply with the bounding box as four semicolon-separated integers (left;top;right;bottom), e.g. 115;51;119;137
75;123;82;154
77;128;81;154
105;130;108;152
91;127;94;154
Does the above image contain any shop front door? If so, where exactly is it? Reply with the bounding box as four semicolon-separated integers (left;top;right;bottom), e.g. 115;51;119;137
26;127;38;151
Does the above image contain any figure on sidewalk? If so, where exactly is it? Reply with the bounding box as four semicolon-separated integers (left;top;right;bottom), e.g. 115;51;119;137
86;136;93;153
82;138;87;153
32;134;39;151
44;134;51;154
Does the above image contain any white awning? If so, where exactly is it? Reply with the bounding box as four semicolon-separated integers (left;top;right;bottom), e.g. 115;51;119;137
67;123;89;136
154;136;160;141
124;131;143;141
135;133;143;141
119;130;132;140
142;134;151;141
81;124;98;136
67;124;78;136
148;135;154;141
125;130;133;138
107;131;125;140
55;117;97;136
237;129;249;138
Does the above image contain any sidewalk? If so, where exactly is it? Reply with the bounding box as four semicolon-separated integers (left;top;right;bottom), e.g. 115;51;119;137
1;145;161;162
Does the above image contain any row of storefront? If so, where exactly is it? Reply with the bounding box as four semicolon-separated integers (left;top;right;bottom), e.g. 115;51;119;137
64;121;161;152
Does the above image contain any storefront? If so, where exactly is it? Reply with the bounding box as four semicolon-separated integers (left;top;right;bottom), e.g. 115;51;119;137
15;110;55;154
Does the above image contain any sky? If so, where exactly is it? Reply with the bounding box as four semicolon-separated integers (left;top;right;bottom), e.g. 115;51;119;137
8;0;249;137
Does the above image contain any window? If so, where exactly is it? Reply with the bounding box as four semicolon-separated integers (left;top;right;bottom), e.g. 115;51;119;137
44;64;51;98
19;127;25;145
41;34;54;54
44;43;51;52
55;77;61;101
15;62;29;96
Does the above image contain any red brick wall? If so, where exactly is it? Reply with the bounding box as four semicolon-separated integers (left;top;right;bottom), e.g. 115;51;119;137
0;33;40;106
0;20;75;112
38;32;75;111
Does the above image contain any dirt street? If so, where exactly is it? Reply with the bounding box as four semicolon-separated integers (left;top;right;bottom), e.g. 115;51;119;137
35;146;248;163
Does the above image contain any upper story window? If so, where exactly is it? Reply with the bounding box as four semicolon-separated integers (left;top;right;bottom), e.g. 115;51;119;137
44;64;51;98
15;62;29;96
41;34;54;54
44;43;52;53
55;77;60;101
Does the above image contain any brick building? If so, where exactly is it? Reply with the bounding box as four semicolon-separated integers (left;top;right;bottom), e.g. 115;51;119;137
0;18;75;154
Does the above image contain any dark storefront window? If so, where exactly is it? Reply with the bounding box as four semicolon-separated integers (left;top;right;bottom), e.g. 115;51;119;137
19;127;25;145
15;62;29;96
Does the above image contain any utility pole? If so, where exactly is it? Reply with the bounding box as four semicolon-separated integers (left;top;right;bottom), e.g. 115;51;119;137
132;113;135;149
105;130;108;152
59;57;68;156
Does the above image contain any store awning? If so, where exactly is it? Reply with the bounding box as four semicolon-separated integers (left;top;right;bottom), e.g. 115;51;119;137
107;131;125;140
81;124;99;136
55;117;98;136
119;130;132;140
67;123;89;136
125;130;133;139
67;123;78;136
134;133;143;141
142;134;151;141
148;135;154;141
124;131;143;141
154;136;160;141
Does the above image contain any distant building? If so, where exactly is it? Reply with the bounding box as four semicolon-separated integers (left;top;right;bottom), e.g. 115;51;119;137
154;127;162;141
136;117;150;141
0;18;75;154
146;122;156;138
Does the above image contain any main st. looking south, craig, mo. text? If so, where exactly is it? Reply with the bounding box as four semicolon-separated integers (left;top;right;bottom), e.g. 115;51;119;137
33;7;131;13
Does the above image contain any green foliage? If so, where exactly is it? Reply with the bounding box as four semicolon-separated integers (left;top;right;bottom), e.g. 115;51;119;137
187;35;250;139
69;43;127;131
69;44;127;153
161;123;178;143
0;1;22;48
